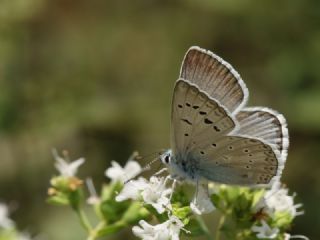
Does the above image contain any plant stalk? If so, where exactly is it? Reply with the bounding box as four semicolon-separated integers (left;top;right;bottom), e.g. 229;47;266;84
215;213;226;240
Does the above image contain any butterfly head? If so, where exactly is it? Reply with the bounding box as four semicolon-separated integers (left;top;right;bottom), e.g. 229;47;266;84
160;149;172;166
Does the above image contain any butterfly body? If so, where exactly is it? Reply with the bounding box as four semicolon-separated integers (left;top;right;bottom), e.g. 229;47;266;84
161;149;202;183
161;46;288;187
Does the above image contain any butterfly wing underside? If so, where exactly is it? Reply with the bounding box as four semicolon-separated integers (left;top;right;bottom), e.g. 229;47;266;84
180;46;249;114
235;107;289;180
171;79;279;185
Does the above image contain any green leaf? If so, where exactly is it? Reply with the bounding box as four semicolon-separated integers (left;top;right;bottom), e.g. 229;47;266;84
172;205;191;219
101;181;122;201
47;192;70;206
273;211;293;228
184;218;207;237
251;189;265;207
171;186;190;206
121;202;150;224
96;220;127;237
144;204;168;223
99;198;129;224
69;189;83;210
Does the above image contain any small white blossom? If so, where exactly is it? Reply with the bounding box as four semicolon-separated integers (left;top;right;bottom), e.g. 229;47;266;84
115;177;148;201
105;160;141;183
0;203;14;229
132;215;184;240
53;149;85;177
190;184;215;215
251;220;279;239
141;176;172;214
257;181;303;218
116;176;172;214
86;178;101;205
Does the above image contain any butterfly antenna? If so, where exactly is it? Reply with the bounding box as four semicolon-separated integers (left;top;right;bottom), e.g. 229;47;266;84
123;151;163;184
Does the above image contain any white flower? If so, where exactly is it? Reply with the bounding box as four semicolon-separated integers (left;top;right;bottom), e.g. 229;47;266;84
115;177;148;201
116;176;172;214
86;178;101;205
257;181;303;218
0;203;14;229
251;220;279;239
141;176;172;214
53;149;85;177
132;215;184;240
190;184;215;215
105;160;141;183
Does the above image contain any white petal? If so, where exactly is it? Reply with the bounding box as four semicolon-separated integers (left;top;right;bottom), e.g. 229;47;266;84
133;220;171;240
124;160;142;179
116;178;148;202
252;220;279;239
190;185;215;215
53;151;85;177
0;203;14;229
105;161;124;181
68;158;85;176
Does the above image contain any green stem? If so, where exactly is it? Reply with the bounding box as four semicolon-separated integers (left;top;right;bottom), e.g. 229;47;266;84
215;213;226;240
89;222;106;240
196;216;213;240
87;235;96;240
76;208;93;233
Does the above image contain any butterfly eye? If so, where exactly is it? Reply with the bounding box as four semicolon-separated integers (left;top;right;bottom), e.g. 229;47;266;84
164;155;170;164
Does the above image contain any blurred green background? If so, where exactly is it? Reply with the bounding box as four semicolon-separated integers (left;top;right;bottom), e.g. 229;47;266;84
0;0;319;239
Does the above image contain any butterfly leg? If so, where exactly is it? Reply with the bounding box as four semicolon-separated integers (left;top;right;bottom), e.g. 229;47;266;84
194;180;199;205
169;179;177;202
154;168;168;176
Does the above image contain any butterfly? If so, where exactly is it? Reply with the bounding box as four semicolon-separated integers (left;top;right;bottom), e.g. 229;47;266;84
160;46;288;187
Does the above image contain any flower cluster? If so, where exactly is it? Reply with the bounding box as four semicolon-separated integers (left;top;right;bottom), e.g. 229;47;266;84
47;149;85;209
45;151;308;240
250;182;306;239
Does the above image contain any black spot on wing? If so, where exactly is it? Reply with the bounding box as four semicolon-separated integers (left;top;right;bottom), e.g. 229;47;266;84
204;118;213;124
213;125;221;132
181;118;192;125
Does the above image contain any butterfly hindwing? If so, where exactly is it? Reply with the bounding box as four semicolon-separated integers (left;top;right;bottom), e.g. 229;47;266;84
180;46;249;114
234;107;289;181
235;107;289;163
194;136;279;185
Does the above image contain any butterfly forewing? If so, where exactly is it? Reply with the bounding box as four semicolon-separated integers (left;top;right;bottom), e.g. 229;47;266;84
171;79;237;156
180;47;249;114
